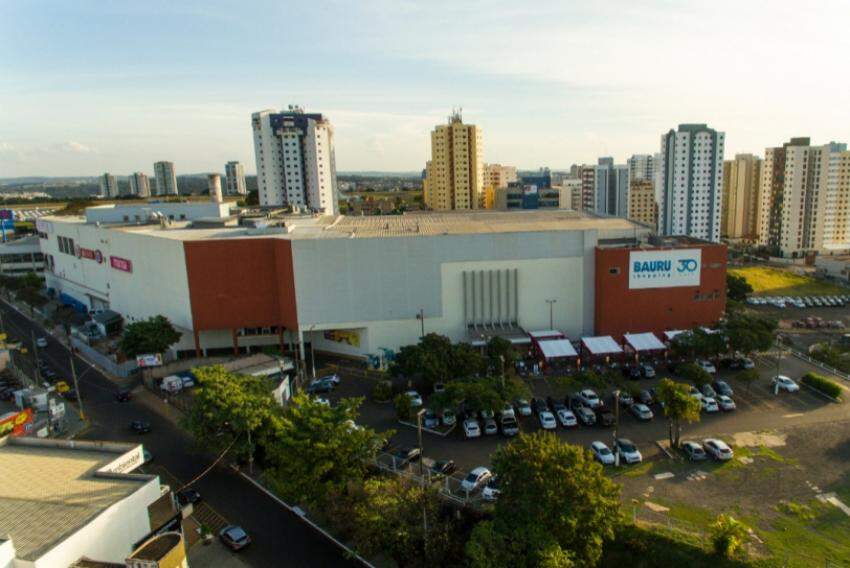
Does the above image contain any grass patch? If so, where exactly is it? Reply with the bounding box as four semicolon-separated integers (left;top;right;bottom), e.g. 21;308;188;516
776;501;815;521
729;266;845;297
620;461;654;477
758;498;850;567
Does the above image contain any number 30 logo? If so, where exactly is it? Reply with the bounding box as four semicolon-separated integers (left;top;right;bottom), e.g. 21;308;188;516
677;259;698;272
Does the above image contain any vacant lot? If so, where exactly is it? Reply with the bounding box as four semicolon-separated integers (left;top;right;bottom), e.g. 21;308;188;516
730;266;845;297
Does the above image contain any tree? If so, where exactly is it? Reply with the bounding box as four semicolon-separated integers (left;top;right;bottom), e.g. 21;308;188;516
263;393;385;507
394;392;413;421
735;369;760;394
467;432;621;567
723;313;776;355
485;336;516;375
118;315;182;357
676;362;712;386
710;514;749;559
18;285;47;316
183;366;277;461
655;378;702;448
451;342;487;378
726;274;753;302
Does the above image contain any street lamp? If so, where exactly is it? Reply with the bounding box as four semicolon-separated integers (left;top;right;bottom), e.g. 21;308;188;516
612;389;620;467
415;308;425;338
416;408;426;481
545;299;557;330
309;324;317;380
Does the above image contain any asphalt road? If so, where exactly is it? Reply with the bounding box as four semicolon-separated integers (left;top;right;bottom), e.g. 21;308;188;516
0;300;358;568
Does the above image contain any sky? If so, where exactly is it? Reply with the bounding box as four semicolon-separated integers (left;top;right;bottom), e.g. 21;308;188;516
2;0;850;177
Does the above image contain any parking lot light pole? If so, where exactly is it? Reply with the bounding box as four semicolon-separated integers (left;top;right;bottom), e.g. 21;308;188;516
416;408;426;482
416;308;425;338
309;324;317;380
545;299;556;330
613;389;620;467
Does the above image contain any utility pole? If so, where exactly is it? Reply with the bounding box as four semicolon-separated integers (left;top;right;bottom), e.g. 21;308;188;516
499;355;505;391
30;330;41;385
69;354;85;421
309;325;317;380
613;389;620;467
416;308;425;338
545;299;556;330
416;408;426;481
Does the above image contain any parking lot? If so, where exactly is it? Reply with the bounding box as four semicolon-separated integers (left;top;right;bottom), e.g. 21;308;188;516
318;350;850;495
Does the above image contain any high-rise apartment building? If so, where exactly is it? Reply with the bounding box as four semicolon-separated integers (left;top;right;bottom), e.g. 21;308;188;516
721;154;761;241
153;161;178;196
128;172;150;198
561;178;582;211
424;110;483;211
627;154;656;182
658;124;725;242
98;173;118;198
483;163;517;189
225;161;247;195
252;106;339;215
580;158;629;217
628;180;657;228
758;138;849;257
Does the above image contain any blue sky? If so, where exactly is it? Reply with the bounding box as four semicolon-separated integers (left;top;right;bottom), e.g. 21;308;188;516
2;0;849;177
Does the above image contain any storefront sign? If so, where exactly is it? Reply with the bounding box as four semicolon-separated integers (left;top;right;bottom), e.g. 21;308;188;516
136;353;163;367
323;329;360;347
0;408;34;437
75;246;105;264
628;249;701;289
110;256;133;272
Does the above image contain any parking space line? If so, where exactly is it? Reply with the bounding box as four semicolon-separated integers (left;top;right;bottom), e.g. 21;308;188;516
783;413;805;419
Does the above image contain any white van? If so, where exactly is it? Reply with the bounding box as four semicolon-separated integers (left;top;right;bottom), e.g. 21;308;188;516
160;375;183;394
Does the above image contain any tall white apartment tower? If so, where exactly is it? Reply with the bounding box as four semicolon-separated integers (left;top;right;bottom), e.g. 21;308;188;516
251;106;339;215
98;173;118;198
128;172;151;198
658;124;725;242
153;161;178;196
225;161;247;195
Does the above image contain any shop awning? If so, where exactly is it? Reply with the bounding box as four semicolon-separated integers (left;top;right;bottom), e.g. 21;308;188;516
624;332;666;352
581;336;623;356
538;338;578;360
663;330;687;341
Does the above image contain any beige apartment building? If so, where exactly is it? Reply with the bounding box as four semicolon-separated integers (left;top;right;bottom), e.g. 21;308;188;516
424;111;483;211
482;163;517;209
628;180;657;228
758;138;849;258
721;154;761;241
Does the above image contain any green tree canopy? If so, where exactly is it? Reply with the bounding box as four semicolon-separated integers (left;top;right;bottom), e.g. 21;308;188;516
726;274;753;302
655;378;702;448
723;313;776;355
485;336;516;374
118;315;182;357
467;432;620;567
263;393;385;507
391;333;487;387
676;362;713;386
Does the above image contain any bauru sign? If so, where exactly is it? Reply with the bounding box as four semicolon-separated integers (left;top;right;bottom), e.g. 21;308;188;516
628;249;701;289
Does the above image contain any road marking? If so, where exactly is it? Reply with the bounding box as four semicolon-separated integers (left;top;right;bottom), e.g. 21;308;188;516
783;413;805;418
653;472;675;480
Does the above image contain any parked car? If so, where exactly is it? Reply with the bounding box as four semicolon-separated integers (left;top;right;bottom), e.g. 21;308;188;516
554;408;576;427
178;371;197;388
688;385;703;401
590;441;616;465
700;384;717;399
697;359;717;374
615;438;642;464
712;380;734;397
630;403;654;421
616;390;634;406
515;399;532;417
738;357;755;369
771;375;800;393
176;489;202;507
392;447;422;467
482;476;500;501
638;389;654;405
35;337;48;348
569;396;586;413
717;395;736;411
500;415;520;436
539;411;557;430
480;409;495;421
130;420;151;434
219;525;251;551
483;417;498;435
578;389;602;409
319;373;341;385
405;390;423;407
461;467;492;493
430;459;457;477
499;403;516;420
595;407;615;427
701;397;720;413
463;418;481;439
442;409;456;426
305;378;334;394
703;438;734;461
546;396;566;413
576;406;596;426
115;388;132;402
532;398;549;414
625;366;641;380
423;410;439;429
639;363;656;379
682;441;707;461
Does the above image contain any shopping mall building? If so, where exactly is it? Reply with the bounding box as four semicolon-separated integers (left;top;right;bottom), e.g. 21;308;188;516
37;202;726;362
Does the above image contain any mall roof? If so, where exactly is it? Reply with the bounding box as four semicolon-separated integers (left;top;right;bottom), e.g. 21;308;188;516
0;437;156;561
538;338;578;360
624;332;666;352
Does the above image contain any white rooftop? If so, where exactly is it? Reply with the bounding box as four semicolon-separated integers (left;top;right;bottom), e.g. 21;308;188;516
581;336;623;356
528;329;563;339
538;338;578;360
624;332;666;352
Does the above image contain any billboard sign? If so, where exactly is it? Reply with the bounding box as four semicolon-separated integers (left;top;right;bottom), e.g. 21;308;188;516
136;353;163;368
110;256;133;272
628;249;701;289
0;408;34;437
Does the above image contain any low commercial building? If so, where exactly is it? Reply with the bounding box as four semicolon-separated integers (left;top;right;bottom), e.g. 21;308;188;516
39;202;726;361
0;437;163;568
0;235;45;275
493;183;564;210
815;254;850;282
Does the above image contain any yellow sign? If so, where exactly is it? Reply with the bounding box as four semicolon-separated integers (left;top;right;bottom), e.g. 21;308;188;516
323;329;360;347
55;381;71;393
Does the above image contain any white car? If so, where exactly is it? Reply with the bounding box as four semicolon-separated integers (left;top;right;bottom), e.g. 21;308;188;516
615;438;642;464
35;337;48;348
717;395;736;411
442;409;456;426
697;360;717;374
405;390;423;407
701;397;720;413
461;467;492;493
556;408;577;427
688;386;703;401
703;438;734;461
423;409;439;429
590;441;615;465
462;418;481;439
771;375;800;393
578;389;601;409
319;373;341;385
539;411;557;430
630;403;654;421
515;399;532;417
482;476;500;501
500;403;516;420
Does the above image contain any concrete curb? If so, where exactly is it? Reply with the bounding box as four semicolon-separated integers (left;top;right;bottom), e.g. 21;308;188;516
233;469;374;567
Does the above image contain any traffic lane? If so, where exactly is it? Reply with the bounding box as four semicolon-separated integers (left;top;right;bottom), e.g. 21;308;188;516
0;301;358;568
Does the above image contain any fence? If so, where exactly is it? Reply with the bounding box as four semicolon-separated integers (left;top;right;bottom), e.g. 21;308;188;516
788;348;850;382
70;337;138;378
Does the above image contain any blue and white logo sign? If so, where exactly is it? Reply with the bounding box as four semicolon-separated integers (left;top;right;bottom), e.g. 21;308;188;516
628;249;701;289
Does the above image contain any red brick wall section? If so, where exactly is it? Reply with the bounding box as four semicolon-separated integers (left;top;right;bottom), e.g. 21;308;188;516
183;239;298;331
594;244;727;340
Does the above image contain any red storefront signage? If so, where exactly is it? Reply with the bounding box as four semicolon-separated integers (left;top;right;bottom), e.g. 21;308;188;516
0;408;34;437
110;256;133;273
76;246;104;263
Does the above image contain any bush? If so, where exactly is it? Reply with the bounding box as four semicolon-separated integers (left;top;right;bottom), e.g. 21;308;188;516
709;514;749;559
372;380;393;402
677;362;712;386
801;372;842;399
394;393;413;421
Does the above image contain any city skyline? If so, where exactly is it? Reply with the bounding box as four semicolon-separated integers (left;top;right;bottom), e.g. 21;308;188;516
2;0;850;177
